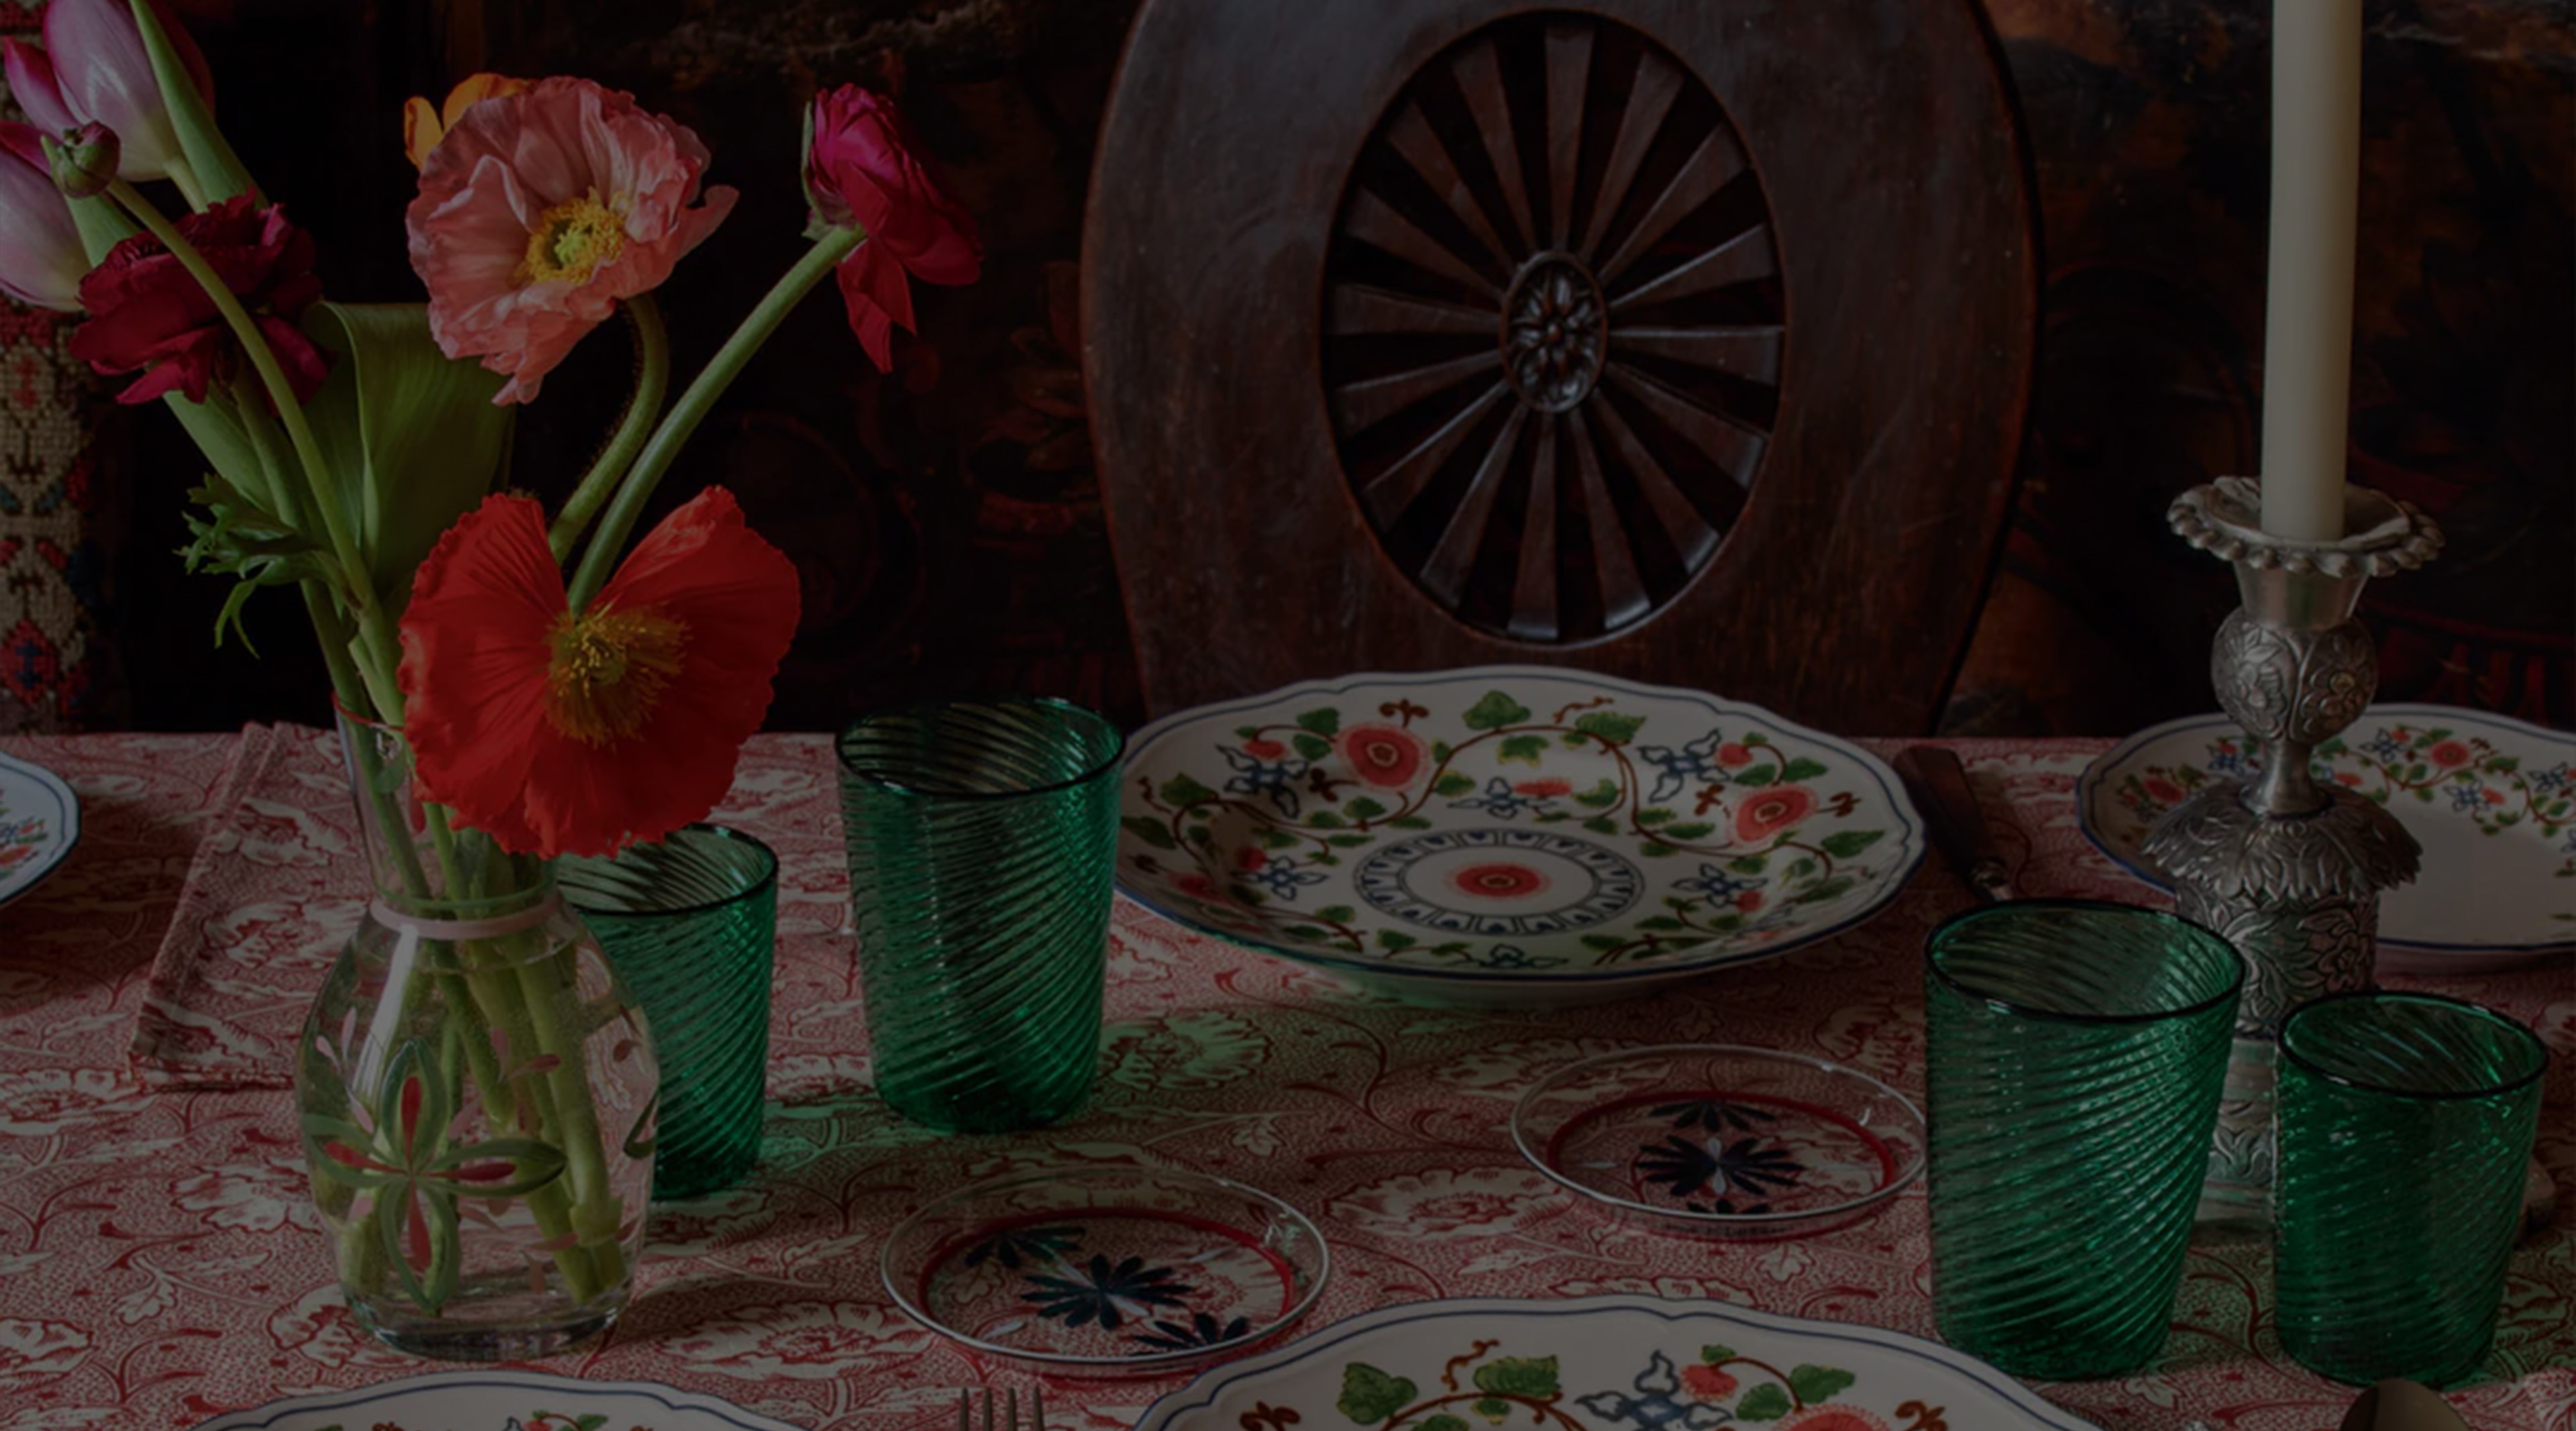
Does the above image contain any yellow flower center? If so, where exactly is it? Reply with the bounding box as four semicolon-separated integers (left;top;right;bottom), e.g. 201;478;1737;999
519;191;627;286
544;607;687;747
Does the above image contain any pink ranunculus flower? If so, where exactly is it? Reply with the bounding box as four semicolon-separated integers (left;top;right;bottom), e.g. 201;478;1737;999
406;76;737;405
0;123;86;311
803;84;981;371
2;0;213;183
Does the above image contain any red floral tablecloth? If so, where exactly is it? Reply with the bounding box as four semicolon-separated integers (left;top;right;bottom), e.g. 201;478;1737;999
0;731;2567;1431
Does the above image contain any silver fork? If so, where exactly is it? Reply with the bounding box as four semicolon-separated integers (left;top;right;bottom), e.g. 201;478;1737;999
958;1387;1046;1431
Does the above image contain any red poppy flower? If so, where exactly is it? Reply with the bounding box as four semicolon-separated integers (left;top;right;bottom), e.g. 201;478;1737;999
1717;742;1754;767
1342;724;1428;788
398;488;800;859
68;194;328;406
1734;784;1817;843
2428;741;2471;768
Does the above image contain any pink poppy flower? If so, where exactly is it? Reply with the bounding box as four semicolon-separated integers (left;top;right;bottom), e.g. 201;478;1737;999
407;76;737;405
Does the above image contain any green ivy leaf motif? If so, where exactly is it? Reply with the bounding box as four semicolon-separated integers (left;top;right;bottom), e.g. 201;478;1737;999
1377;931;1417;951
1472;1356;1561;1398
1787;1365;1856;1406
1391;816;1434;830
1781;757;1829;782
1497;735;1550;766
1728;855;1768;875
1161;774;1220;808
1472;1400;1513;1426
1635;808;1675;826
1294;733;1335;761
1640;842;1678;857
1733;767;1777;788
1699;1344;1736;1364
303;1040;570;1314
1123;817;1177;850
1309;810;1347;829
1297;708;1343;736
1346;796;1389;819
1735;1384;1792;1422
1574;711;1646;745
1338;1364;1417;1424
1582;816;1619;835
1662;822;1715;841
1419;1418;1471;1431
1795;876;1856;906
1317;905;1357;923
1434;773;1479;798
1573;780;1621;808
1819;829;1883;859
1463;692;1533;730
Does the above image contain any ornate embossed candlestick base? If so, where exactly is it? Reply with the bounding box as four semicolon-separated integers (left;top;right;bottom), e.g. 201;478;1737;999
2142;477;2443;1226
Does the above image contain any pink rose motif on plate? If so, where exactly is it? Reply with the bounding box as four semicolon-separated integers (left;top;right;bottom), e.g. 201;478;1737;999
0;1319;89;1391
1734;785;1817;843
0;1067;149;1135
1342;725;1428;789
668;1300;932;1379
174;1155;320;1232
1329;1166;1558;1239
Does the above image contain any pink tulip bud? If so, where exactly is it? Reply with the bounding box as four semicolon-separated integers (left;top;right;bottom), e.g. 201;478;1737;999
0;123;89;311
3;0;213;183
44;122;121;200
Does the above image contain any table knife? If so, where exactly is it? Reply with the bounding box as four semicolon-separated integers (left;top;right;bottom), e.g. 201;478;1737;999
1892;746;2018;902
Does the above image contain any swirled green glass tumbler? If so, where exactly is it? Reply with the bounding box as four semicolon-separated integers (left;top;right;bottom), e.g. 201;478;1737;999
2275;992;2546;1387
838;698;1123;1134
1925;900;2244;1379
559;825;777;1200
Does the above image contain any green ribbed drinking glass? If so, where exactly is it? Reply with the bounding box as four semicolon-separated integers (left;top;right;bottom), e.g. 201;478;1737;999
559;825;777;1200
1925;900;2244;1380
837;698;1123;1134
2275;992;2547;1387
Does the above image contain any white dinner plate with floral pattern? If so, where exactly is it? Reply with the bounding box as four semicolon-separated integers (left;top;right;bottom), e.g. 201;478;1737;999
0;747;78;910
1134;1294;2100;1431
2080;704;2576;972
1118;668;1924;1006
188;1370;810;1430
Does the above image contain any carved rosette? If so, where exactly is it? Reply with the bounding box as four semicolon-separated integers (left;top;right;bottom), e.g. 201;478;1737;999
2210;610;2377;752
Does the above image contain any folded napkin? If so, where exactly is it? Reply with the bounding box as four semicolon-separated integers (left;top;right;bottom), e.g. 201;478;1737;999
129;723;366;1090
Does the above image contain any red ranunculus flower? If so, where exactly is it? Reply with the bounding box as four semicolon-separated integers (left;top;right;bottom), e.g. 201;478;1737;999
398;488;800;859
1734;784;1817;843
804;84;981;371
68;195;328;406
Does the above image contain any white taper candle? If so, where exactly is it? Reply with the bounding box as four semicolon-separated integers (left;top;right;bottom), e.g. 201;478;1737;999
2259;0;2363;541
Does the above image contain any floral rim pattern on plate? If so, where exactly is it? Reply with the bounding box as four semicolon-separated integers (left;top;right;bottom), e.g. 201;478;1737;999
0;749;78;909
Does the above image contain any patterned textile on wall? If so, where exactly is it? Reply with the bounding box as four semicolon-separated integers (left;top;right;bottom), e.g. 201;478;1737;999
0;0;116;733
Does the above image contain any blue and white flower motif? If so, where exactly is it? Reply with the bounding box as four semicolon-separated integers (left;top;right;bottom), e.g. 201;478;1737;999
1636;729;1725;804
2206;743;2249;776
2532;763;2572;795
1219;747;1309;818
1474;944;1567;969
1674;863;1760;903
1450;777;1544;820
2360;731;2408;764
1574;1350;1731;1431
2447;781;2489;814
1241;857;1327;901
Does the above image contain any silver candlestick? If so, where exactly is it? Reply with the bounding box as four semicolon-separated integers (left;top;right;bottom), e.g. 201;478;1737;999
2141;476;2443;1225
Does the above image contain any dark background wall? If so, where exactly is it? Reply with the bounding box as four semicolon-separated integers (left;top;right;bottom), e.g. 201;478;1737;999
14;0;2571;735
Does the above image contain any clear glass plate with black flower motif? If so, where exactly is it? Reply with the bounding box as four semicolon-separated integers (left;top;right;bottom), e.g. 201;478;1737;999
1511;1045;1926;1239
880;1164;1332;1373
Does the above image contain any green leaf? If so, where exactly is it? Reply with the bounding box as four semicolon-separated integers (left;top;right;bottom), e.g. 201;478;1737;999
1283;924;1326;939
1662;822;1715;841
1419;1418;1470;1431
1795;876;1856;904
1328;834;1375;847
1317;905;1356;923
303;303;513;613
1161;774;1220;807
1262;828;1301;849
1580;933;1623;951
1498;735;1549;766
1640;841;1678;857
1308;810;1346;829
1234;725;1262;739
1463;692;1533;729
1574;779;1620;808
1819;830;1884;859
1377;931;1417;951
1472;1357;1560;1398
1785;857;1818;879
129;0;258;203
1638;915;1684;931
1700;1344;1736;1365
1733;767;1777;788
1728;855;1768;875
1345;796;1388;818
1636;807;1674;826
576;1416;611;1431
1735;1384;1792;1422
1709;912;1744;932
1187;825;1214;848
1338;1365;1417;1424
1575;711;1646;745
1123;816;1177;850
1471;1400;1513;1426
1294;733;1334;761
1781;757;1829;782
1434;772;1478;797
1391;815;1434;830
1583;816;1619;834
1431;740;1454;761
1297;708;1342;736
1788;1366;1856;1406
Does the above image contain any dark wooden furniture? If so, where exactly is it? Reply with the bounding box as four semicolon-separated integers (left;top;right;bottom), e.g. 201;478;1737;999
1083;0;2037;733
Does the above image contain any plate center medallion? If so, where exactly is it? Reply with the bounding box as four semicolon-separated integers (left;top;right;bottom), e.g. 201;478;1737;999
1358;829;1642;935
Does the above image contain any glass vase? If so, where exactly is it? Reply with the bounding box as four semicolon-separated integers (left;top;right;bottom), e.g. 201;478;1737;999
294;711;659;1361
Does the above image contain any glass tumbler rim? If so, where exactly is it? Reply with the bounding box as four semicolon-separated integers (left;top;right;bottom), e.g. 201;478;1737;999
836;695;1126;800
2279;990;2551;1102
1925;897;2245;1026
559;821;780;920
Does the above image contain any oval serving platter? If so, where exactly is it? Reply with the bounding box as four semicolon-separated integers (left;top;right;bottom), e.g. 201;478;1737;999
1117;667;1924;1006
0;747;79;910
189;1369;810;1430
2080;704;2576;972
1134;1294;2101;1431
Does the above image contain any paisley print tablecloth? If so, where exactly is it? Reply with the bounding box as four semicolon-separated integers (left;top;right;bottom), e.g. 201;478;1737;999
0;730;2566;1431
